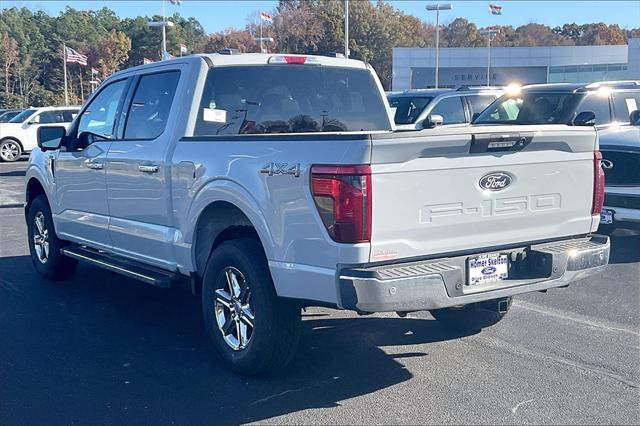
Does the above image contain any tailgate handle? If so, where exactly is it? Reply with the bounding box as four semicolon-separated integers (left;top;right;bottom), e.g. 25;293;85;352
470;133;531;153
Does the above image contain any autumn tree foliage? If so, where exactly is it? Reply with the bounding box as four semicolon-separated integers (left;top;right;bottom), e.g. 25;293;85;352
0;2;637;105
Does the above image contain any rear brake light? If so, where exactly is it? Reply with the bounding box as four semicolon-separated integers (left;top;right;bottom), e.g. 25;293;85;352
311;165;372;243
267;55;320;65
592;150;605;215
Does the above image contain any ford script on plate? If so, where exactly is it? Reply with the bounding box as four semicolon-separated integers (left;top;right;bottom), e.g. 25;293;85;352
467;253;509;286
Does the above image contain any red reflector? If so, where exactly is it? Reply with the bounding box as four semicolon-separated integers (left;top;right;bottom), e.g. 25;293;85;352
592;150;605;215
311;165;372;243
284;56;307;64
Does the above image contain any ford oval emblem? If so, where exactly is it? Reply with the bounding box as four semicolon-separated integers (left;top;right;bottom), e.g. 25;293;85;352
482;266;496;275
479;172;513;191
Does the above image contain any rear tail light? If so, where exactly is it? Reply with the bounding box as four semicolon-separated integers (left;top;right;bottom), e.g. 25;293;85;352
592;150;605;215
311;165;372;243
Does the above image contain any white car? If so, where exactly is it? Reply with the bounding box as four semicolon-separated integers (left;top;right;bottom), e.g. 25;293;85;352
0;106;79;162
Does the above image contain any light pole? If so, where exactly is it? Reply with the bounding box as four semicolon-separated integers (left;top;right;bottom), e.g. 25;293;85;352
480;28;499;86
148;21;175;59
254;37;274;53
344;0;349;58
426;3;452;89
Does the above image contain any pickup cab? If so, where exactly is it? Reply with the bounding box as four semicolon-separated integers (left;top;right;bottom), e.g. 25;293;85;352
26;53;610;375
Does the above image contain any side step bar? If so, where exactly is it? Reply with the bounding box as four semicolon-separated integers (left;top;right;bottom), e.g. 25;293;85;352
60;246;180;288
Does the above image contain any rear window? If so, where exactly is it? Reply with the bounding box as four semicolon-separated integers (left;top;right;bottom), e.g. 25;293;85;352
387;96;433;124
475;92;582;125
194;65;391;136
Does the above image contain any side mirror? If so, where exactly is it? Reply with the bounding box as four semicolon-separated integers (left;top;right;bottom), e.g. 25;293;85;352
424;114;444;128
630;110;640;126
471;112;481;122
571;111;596;126
37;126;66;151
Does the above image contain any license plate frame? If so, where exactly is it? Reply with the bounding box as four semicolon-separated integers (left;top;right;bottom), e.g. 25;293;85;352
600;209;614;225
467;253;509;287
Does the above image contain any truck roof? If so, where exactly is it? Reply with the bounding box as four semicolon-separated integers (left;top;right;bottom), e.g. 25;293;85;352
198;52;369;69
111;53;370;80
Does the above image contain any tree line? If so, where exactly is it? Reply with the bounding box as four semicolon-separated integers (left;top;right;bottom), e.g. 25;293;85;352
1;0;638;108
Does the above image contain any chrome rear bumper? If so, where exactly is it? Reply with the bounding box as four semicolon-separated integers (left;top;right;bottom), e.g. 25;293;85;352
339;235;610;313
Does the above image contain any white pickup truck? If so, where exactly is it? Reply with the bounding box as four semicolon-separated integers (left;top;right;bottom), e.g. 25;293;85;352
26;53;609;375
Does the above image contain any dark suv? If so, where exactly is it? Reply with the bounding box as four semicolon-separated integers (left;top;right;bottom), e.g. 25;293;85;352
474;81;640;129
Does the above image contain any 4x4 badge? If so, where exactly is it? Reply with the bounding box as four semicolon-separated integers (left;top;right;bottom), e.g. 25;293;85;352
260;162;301;177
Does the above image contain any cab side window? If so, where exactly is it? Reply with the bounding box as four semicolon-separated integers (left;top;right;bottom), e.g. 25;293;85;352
578;93;611;125
123;71;180;140
429;97;466;124
466;95;497;119
77;79;128;141
35;111;62;124
612;91;640;123
61;110;78;122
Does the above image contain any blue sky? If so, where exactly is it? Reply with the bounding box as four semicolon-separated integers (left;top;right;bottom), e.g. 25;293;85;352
4;1;640;33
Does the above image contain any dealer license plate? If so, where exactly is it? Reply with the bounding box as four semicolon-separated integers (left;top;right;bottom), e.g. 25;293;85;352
467;253;509;286
600;209;613;225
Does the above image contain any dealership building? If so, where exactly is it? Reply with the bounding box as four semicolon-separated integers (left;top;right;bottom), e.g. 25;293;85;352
392;38;640;90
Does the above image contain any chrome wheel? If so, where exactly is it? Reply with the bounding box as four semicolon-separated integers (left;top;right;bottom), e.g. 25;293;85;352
0;141;20;162
214;266;255;351
33;212;50;264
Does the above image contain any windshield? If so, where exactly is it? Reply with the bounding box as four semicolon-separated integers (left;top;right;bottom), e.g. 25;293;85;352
387;96;434;124
0;111;21;123
195;65;391;136
9;108;37;123
475;92;583;125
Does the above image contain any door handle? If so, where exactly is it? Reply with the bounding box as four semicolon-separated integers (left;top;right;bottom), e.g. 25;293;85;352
138;165;159;173
85;162;104;170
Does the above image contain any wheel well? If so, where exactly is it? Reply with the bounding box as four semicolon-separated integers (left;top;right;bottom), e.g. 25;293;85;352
26;178;46;207
0;137;24;150
193;201;263;277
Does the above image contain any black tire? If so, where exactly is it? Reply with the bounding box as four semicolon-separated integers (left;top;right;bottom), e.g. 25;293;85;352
201;238;301;375
27;195;78;280
0;139;22;162
430;297;512;333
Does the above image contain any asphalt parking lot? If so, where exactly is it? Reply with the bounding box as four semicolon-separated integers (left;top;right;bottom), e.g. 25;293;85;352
1;158;639;425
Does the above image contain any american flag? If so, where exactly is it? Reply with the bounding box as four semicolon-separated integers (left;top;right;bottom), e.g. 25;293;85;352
488;4;502;15
143;57;155;65
65;46;88;66
260;11;273;23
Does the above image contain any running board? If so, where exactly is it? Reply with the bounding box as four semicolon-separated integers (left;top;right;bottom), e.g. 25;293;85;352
60;246;179;288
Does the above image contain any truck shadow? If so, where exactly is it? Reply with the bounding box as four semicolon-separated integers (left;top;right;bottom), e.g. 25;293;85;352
0;255;474;425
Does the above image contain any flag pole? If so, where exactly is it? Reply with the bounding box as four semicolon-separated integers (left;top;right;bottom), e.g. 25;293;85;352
79;67;84;104
63;43;69;106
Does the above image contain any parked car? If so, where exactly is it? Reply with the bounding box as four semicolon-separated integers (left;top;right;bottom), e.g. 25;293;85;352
0;109;24;123
27;53;609;375
599;110;640;231
0;106;79;162
474;81;640;129
387;87;503;130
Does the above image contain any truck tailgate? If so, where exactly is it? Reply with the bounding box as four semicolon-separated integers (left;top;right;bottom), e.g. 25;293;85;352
369;125;598;262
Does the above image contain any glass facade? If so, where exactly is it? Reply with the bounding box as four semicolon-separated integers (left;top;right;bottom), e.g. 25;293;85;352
548;63;629;83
